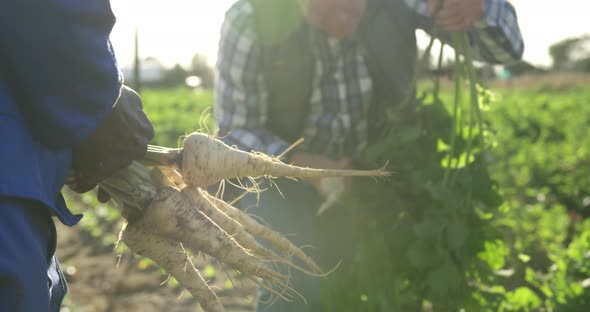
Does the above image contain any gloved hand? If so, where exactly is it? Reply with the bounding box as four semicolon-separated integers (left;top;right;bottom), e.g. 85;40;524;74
68;85;154;194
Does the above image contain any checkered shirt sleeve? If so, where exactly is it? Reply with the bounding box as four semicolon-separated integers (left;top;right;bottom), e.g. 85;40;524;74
404;0;524;63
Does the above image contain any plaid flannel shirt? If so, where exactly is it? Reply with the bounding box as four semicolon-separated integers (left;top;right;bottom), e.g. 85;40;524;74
215;0;524;159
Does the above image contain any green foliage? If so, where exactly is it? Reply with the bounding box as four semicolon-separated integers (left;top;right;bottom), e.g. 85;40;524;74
322;88;504;311
488;87;590;311
64;190;122;247
323;85;590;311
488;88;590;217
322;34;508;311
142;88;215;147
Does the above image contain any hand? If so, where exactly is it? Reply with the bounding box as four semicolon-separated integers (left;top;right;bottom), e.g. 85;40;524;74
68;85;154;194
428;0;484;32
66;174;112;203
288;152;352;198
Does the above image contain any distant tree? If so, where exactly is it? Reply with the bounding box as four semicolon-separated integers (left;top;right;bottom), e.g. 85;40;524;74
576;57;590;72
121;56;166;88
144;56;162;66
505;61;545;76
190;54;215;89
163;64;189;87
549;35;590;72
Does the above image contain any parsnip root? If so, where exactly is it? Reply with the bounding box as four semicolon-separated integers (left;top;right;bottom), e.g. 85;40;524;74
122;222;225;312
183;187;323;275
180;132;390;188
138;187;284;279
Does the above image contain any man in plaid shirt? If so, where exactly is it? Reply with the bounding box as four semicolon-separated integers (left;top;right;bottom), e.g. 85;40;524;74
215;0;523;310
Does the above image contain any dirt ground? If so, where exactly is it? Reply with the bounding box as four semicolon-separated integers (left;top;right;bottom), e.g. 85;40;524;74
55;221;257;312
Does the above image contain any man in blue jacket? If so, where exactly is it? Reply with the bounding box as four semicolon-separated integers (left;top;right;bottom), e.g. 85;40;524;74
0;1;154;311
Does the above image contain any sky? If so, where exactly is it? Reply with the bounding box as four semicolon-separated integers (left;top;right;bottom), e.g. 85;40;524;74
109;0;590;69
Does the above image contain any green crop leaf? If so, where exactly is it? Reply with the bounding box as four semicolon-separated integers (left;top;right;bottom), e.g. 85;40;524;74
427;263;462;295
446;221;470;250
502;287;542;311
414;220;445;239
478;240;508;270
518;253;531;263
407;240;440;269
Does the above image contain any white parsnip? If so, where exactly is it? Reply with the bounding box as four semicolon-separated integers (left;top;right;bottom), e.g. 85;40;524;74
201;191;322;274
183;187;323;275
136;186;287;283
122;223;225;312
180;132;389;188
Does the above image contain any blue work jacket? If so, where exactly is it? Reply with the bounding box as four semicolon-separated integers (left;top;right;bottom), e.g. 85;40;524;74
0;0;122;226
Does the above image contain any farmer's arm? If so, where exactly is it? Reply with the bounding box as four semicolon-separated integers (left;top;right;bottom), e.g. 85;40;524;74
405;0;524;63
0;0;122;148
1;1;153;192
215;2;292;157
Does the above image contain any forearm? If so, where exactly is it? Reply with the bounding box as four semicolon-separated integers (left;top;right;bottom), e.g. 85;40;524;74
217;125;292;157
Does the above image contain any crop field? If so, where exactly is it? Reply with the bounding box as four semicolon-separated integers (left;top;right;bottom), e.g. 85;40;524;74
57;75;590;311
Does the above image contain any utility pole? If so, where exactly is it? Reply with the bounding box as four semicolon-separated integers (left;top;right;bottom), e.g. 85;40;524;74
133;24;141;93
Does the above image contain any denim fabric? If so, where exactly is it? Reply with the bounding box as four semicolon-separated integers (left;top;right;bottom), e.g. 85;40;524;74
238;179;355;312
0;197;67;312
0;0;121;226
48;256;67;311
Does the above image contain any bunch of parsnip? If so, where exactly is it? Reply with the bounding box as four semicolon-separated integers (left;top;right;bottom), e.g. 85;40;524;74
98;132;388;312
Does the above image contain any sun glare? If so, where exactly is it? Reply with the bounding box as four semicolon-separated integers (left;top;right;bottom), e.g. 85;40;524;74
110;0;236;68
108;0;589;69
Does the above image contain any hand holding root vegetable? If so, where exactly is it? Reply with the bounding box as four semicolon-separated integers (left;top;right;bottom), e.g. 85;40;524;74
316;177;346;216
287;153;352;215
97;132;389;312
68;86;154;194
